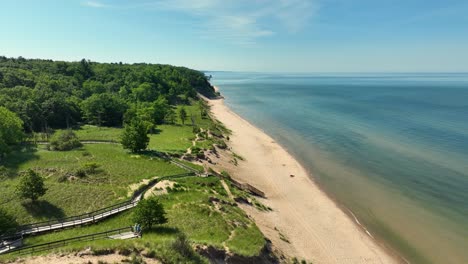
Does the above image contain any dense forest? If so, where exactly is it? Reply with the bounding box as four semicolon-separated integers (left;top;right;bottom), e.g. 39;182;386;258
0;56;216;134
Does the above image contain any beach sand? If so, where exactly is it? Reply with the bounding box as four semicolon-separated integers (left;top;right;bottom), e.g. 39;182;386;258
206;92;400;263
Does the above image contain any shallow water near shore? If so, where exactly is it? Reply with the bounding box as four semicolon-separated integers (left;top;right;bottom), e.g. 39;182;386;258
209;72;468;264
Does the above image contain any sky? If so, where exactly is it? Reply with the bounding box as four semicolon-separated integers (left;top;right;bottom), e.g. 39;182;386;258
1;0;468;72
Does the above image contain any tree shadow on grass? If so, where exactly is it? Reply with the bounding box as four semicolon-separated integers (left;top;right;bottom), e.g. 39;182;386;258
22;200;65;219
148;226;180;235
0;145;39;177
148;128;162;135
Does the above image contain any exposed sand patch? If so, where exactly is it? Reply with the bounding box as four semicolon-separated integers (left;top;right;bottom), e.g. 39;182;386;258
143;180;176;198
127;176;158;197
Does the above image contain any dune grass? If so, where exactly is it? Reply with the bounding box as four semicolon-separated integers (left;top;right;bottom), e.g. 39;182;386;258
0;144;185;224
1;176;265;262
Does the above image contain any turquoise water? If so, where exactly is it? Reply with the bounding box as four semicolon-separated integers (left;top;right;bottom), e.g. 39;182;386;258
209;72;468;264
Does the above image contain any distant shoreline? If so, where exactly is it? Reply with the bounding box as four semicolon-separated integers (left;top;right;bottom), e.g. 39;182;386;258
205;85;401;263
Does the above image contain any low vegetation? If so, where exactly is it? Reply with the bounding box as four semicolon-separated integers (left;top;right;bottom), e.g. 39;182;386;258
48;130;82;151
0;176;266;263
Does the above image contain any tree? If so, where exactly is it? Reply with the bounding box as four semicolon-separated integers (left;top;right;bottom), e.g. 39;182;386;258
164;108;176;124
0;209;18;235
121;120;149;153
49;130;82;151
0;107;24;157
17;169;47;202
133;82;157;102
178;106;187;125
198;100;207;119
132;197;168;229
81;93;127;126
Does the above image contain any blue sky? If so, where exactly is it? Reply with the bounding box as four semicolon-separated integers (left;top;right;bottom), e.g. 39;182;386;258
1;0;467;72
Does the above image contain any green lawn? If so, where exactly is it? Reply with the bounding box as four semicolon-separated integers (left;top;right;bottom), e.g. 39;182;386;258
148;124;194;154
0;144;185;224
73;125;122;141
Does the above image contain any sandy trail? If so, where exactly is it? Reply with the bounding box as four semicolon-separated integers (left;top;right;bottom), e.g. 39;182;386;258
207;94;400;264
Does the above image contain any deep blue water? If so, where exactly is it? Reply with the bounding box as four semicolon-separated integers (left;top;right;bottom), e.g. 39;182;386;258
209;72;468;264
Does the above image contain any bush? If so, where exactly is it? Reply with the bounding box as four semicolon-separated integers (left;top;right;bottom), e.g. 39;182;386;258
75;168;87;178
83;162;100;174
75;162;101;177
17;169;47;202
171;233;192;258
49;130;82;151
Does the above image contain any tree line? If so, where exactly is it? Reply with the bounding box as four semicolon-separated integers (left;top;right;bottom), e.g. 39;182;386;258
0;56;216;133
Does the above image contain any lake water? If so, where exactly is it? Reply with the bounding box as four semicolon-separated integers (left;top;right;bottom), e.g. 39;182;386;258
209;72;468;264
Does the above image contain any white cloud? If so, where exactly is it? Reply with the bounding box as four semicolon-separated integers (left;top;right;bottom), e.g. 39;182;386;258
82;0;319;44
154;0;318;44
82;1;106;8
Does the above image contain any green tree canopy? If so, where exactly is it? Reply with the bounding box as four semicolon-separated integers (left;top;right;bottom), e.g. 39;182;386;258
81;93;127;126
179;106;188;125
121;120;149;153
0;56;216;131
17;169;47;202
0;209;18;236
0;106;24;156
132;197;168;229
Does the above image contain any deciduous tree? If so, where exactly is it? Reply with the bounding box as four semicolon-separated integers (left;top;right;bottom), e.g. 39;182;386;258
121;120;149;153
132;197;168;229
17;169;47;202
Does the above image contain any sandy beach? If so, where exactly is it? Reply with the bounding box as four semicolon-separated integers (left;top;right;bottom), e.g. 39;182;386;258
206;90;400;263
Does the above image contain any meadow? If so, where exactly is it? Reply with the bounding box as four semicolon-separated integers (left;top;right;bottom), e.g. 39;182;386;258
1;176;266;263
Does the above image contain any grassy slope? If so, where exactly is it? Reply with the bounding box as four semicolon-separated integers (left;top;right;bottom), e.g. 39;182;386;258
1;177;265;262
0;144;185;224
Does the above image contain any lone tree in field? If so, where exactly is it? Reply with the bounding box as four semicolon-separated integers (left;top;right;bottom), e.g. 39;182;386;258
132;197;168;229
178;107;187;125
0;209;18;235
17;169;47;202
121;120;149;153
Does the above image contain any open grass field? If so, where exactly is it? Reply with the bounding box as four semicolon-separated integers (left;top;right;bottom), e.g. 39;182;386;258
0;144;185;224
1;176;266;262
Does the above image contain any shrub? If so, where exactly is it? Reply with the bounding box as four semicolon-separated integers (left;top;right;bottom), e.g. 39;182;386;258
75;168;87;178
171;233;192;258
17;169;47;202
83;162;100;174
49;130;82;151
75;162;101;177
